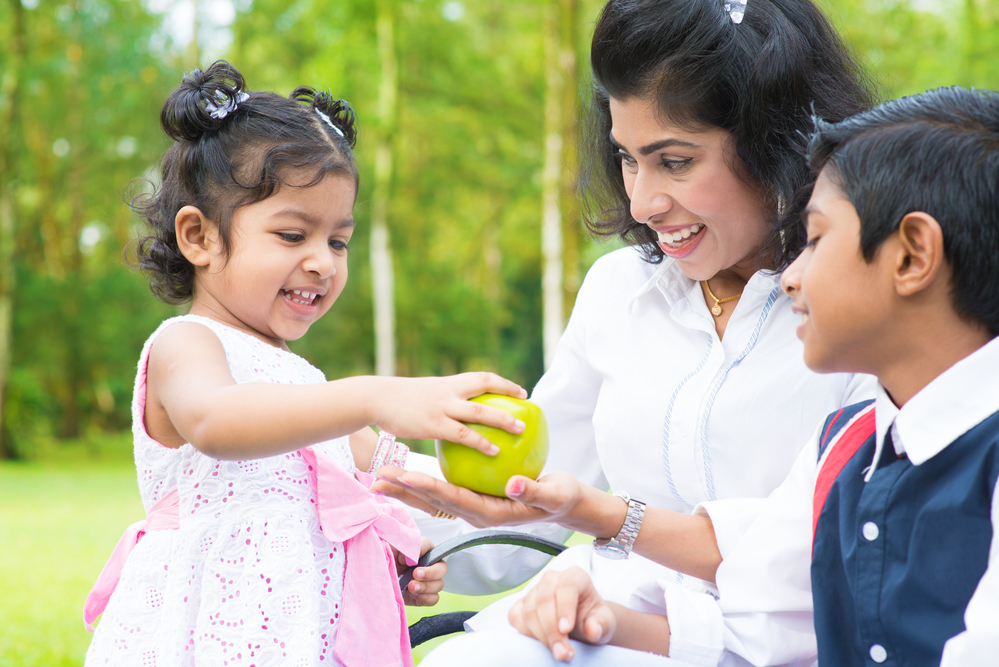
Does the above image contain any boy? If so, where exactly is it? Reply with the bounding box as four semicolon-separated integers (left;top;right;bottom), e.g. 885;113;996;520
502;87;999;666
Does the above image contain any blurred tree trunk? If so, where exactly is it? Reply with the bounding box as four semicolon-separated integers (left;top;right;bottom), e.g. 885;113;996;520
371;0;397;376
0;0;25;458
559;0;582;325
541;0;579;370
60;11;86;439
185;0;201;69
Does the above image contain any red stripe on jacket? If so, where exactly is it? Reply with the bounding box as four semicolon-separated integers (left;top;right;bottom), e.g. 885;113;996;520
812;407;876;556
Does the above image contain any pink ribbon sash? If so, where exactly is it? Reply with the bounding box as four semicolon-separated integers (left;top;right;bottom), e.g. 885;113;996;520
83;487;180;632
301;446;421;667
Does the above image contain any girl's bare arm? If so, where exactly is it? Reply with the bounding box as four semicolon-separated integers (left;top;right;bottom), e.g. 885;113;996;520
147;321;526;460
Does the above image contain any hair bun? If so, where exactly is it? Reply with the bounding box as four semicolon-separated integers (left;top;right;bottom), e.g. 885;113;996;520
161;60;249;141
292;86;358;148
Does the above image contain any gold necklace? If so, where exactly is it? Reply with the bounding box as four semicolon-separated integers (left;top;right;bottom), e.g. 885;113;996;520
702;280;742;317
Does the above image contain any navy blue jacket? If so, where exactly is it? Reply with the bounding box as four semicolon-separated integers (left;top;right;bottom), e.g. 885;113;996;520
811;400;999;666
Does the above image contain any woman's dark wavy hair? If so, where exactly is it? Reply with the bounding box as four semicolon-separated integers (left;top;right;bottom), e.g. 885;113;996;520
807;87;999;337
131;60;359;304
583;0;877;270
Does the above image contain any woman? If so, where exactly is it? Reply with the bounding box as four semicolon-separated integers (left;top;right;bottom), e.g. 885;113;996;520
378;0;877;663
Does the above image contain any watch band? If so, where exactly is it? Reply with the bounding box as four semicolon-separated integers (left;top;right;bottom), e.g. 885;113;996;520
593;491;646;560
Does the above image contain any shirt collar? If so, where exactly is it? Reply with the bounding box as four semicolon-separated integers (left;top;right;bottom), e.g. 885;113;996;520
628;254;679;306
869;335;999;477
626;255;782;311
867;384;902;480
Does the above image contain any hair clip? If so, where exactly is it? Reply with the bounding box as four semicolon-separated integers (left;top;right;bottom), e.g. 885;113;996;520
204;90;249;120
723;0;748;24
315;108;346;139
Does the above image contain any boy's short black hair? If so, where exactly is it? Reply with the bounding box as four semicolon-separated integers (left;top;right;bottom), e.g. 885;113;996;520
807;87;999;337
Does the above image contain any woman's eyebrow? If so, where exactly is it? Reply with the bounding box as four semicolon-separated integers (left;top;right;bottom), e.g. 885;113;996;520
608;133;702;156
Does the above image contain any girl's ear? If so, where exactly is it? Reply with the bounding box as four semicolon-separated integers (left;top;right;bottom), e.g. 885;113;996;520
175;206;216;267
893;211;945;297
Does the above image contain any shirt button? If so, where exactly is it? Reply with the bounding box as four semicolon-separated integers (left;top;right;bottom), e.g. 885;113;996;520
870;644;888;663
862;521;880;541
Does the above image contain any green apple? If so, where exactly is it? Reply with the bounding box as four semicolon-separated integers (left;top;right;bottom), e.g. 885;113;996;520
435;393;549;497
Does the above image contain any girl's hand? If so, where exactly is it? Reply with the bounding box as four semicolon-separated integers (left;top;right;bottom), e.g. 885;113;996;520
371;468;585;530
508;567;616;663
396;537;448;607
372;373;527;456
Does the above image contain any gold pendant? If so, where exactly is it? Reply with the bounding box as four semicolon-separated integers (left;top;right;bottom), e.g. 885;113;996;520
711;304;722;316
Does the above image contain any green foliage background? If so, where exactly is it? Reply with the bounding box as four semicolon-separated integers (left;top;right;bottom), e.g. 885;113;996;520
1;0;998;457
1;1;998;665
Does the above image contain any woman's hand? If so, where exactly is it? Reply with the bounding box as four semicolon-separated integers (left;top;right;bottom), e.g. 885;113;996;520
508;567;616;662
371;468;587;530
397;537;448;607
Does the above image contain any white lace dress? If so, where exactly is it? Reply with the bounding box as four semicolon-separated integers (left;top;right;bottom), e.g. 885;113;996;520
85;315;354;667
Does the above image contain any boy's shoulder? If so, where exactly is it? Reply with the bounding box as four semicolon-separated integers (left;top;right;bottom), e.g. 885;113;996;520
817;399;876;461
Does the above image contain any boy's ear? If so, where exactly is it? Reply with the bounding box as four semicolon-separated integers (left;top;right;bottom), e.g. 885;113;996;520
893;212;946;297
175;206;216;267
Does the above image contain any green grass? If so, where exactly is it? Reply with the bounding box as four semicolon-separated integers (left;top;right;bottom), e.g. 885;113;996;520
0;440;141;667
0;440;563;665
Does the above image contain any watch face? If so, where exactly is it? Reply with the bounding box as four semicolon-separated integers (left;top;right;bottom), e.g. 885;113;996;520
592;540;628;560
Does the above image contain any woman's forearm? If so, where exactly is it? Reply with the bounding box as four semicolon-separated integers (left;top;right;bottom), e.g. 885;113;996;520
563;488;722;583
632;508;722;583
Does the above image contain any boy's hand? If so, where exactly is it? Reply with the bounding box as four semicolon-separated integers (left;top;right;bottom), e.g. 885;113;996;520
508;567;616;662
372;373;527;456
397;537;448;607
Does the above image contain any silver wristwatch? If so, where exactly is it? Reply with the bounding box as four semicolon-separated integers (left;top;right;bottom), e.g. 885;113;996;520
593;491;646;560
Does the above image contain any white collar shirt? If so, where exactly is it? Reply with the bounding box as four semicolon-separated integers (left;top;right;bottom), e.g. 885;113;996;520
649;336;999;666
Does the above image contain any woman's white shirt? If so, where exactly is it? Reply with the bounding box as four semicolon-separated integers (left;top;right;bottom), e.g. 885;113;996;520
412;246;874;597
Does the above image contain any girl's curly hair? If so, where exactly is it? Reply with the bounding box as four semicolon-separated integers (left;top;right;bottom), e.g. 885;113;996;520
131;60;359;304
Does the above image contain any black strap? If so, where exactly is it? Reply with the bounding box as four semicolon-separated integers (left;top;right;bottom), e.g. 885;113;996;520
408;611;478;647
398;528;567;590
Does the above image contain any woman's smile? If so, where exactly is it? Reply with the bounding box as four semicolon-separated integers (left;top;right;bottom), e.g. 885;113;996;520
656;222;705;256
609;96;770;283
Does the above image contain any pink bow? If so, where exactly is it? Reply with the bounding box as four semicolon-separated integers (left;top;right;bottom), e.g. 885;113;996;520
301;446;421;667
83;487;180;631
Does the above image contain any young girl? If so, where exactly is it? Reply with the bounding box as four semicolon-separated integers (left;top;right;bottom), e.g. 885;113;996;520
83;61;527;667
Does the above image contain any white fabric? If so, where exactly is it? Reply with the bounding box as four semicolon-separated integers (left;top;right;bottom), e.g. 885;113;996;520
419;629;696;667
413;248;872;664
650;335;999;666
86;315;355;667
85;317;188;664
